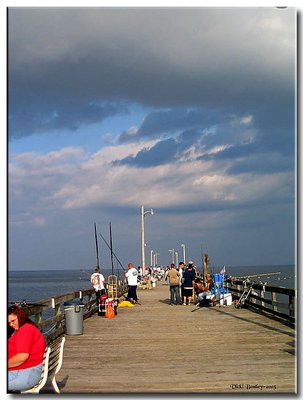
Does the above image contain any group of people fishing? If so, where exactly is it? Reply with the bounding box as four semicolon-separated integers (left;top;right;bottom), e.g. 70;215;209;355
90;263;142;307
164;261;216;306
89;260;220;308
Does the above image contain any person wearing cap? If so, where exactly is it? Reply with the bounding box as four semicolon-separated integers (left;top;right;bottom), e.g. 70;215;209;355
90;266;106;307
182;262;196;305
188;260;196;271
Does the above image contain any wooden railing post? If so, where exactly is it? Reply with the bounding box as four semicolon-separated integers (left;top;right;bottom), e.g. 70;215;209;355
260;287;265;308
237;284;241;300
35;311;43;326
272;292;278;312
54;299;61;331
289;295;295;318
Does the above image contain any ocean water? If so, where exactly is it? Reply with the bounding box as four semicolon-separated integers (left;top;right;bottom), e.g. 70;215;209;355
8;264;295;306
8;268;125;305
216;264;296;289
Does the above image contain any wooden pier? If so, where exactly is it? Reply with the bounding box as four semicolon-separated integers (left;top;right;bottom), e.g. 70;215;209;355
54;282;296;394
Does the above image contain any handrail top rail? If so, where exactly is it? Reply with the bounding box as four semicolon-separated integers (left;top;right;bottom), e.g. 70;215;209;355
225;277;295;296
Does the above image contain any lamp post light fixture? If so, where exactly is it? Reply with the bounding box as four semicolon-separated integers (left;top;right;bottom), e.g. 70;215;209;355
181;243;186;264
141;205;154;277
175;251;179;267
154;252;160;267
168;248;175;264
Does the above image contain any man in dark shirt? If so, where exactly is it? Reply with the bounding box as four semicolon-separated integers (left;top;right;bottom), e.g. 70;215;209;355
182;263;196;305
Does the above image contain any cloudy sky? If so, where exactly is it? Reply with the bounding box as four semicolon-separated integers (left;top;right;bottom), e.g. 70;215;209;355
7;6;296;272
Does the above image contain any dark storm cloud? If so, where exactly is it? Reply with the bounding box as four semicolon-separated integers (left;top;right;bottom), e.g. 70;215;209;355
199;130;294;176
8;7;295;140
200;142;257;161
138;108;219;136
253;104;295;156
114;137;178;167
116;122;212;168
117;107;219;143
116;104;294;172
9;97;128;139
226;154;294;175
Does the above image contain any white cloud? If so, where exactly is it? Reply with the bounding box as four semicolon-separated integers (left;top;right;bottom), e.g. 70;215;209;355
207;145;232;155
240;115;253;125
9;140;293;218
11;147;85;168
32;217;46;226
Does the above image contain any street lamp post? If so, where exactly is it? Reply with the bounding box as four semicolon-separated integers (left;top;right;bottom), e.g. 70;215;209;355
175;251;179;267
141;205;154;277
150;250;154;267
168;248;175;264
154;252;160;267
181;243;186;264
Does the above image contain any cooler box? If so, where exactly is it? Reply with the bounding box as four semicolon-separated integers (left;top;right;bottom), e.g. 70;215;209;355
99;296;118;316
219;293;232;306
213;273;228;296
98;294;108;316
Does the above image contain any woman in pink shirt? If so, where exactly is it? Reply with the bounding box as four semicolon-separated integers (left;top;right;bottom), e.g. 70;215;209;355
8;305;46;391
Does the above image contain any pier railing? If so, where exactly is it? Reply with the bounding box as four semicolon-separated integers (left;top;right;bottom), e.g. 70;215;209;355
225;277;295;326
19;277;295;342
23;281;128;343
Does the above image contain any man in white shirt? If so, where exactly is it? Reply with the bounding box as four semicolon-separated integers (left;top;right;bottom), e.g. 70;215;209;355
90;266;106;306
125;263;140;304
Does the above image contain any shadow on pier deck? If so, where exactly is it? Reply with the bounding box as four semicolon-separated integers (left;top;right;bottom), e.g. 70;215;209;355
56;282;296;394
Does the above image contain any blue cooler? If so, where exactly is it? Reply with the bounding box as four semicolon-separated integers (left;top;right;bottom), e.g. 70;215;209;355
212;273;228;296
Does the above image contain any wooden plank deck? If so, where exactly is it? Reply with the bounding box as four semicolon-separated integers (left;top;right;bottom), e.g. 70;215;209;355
55;281;296;394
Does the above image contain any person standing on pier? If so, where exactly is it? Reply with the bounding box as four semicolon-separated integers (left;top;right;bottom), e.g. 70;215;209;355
91;266;106;307
182;262;196;305
167;263;181;305
125;263;140;304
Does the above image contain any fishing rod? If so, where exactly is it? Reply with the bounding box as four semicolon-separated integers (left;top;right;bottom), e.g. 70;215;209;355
80;269;91;276
98;232;126;271
9;300;48;308
94;222;100;268
79;269;91;281
232;272;281;279
109;222;114;276
116;260;120;280
200;243;203;275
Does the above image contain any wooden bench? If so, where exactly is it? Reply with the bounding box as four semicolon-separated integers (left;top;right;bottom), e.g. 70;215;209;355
21;336;66;394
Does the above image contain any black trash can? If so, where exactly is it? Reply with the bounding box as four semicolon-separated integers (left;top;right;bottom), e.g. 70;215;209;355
63;299;84;335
